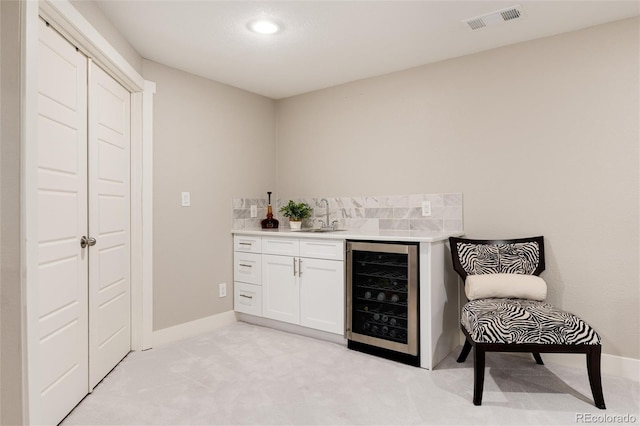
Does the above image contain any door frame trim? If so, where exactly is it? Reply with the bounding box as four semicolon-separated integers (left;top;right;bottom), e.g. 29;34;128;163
23;1;154;423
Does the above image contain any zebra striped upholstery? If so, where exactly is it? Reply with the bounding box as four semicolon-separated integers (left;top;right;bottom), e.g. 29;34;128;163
461;298;601;345
456;241;540;275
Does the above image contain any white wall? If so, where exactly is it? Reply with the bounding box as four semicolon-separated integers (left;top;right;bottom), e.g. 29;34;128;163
276;18;640;359
143;60;277;331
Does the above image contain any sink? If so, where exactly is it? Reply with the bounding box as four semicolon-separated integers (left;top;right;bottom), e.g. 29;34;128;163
298;228;347;233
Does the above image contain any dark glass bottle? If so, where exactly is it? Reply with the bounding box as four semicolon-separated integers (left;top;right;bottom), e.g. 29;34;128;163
261;191;279;229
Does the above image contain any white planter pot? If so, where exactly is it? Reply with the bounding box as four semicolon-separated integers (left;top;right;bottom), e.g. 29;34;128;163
289;220;302;230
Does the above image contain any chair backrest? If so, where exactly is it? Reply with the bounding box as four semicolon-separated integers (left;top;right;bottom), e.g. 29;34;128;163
449;236;545;281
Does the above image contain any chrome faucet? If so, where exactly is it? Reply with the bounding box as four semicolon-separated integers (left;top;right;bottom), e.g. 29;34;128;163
319;198;330;229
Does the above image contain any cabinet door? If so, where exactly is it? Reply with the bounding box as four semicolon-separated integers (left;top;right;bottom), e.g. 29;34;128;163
262;254;299;324
300;258;345;335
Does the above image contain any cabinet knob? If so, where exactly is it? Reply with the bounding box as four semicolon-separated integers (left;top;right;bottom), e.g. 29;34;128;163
80;236;96;248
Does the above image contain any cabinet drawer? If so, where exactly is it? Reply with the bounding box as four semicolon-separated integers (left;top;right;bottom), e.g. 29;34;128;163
300;239;345;261
234;235;262;253
234;252;262;285
234;282;262;316
262;237;299;256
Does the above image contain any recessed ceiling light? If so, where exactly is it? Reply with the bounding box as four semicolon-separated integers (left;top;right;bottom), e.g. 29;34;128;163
247;19;282;35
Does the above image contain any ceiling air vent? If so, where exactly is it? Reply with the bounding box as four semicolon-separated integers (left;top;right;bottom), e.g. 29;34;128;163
501;7;522;22
463;5;524;30
467;18;486;30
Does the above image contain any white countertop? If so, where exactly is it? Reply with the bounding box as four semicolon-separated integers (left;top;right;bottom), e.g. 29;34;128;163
232;228;462;243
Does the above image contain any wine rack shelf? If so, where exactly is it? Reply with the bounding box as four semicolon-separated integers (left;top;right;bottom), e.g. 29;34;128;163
352;248;413;347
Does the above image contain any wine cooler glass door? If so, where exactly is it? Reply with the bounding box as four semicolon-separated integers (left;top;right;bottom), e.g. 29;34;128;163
347;241;418;356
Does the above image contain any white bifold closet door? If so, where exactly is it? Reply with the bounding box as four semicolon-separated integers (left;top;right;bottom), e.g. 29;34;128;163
37;18;89;425
88;52;132;390
37;19;131;425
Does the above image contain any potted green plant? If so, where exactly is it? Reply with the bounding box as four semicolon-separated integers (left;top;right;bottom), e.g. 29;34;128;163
279;200;312;230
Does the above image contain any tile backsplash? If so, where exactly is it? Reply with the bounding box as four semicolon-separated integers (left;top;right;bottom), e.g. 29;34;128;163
232;193;463;233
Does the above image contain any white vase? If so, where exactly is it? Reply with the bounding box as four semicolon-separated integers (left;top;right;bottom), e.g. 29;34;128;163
289;220;302;230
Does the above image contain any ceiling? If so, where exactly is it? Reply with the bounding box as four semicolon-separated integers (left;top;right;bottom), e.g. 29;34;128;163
95;1;639;99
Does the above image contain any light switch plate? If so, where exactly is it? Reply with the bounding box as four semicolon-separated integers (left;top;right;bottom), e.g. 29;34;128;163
421;201;431;217
181;192;191;207
250;205;258;218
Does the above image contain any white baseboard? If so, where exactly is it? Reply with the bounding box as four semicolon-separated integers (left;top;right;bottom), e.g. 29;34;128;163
152;311;237;347
541;352;640;382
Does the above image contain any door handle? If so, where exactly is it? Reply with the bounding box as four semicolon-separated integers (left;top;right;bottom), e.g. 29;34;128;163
80;236;97;248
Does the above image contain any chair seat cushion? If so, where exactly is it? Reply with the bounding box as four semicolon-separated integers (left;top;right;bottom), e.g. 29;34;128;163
461;298;601;345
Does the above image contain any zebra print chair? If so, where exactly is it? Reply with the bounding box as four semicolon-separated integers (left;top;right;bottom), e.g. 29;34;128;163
449;236;605;409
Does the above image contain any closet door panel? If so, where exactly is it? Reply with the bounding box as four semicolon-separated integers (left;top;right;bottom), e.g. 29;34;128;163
36;18;89;425
88;62;132;389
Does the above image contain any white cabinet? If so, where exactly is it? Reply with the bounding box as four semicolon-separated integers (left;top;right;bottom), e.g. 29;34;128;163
262;253;299;324
233;233;457;368
233;235;263;316
234;252;262;285
261;237;300;323
300;239;344;260
262;237;298;256
234;235;345;335
299;257;345;334
234;282;262;317
234;235;262;253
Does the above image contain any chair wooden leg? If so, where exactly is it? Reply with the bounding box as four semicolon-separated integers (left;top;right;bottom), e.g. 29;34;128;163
457;340;473;363
473;346;485;406
532;352;544;365
587;346;606;409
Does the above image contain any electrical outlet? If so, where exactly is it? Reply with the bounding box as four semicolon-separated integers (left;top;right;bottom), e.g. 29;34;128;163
181;191;191;207
219;282;227;298
421;201;432;217
250;205;258;218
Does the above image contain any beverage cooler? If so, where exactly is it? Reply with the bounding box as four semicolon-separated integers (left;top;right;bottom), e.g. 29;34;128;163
346;240;420;366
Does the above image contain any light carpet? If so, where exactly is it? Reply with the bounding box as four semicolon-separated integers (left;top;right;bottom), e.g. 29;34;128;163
62;322;639;425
